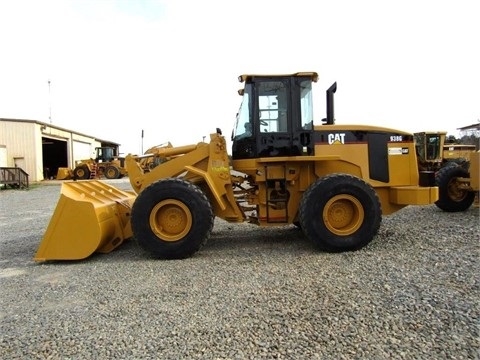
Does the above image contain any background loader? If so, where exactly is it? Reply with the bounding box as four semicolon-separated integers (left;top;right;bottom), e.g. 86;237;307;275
414;131;476;172
35;72;441;262
73;146;127;180
136;142;173;172
434;151;479;212
413;131;479;211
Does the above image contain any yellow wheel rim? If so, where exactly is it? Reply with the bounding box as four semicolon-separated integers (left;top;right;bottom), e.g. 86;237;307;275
323;194;364;236
149;199;192;242
106;168;116;178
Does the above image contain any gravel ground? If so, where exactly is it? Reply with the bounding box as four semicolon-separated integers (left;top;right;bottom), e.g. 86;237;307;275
0;180;479;359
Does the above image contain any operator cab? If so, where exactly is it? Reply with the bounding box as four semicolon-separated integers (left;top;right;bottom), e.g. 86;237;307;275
95;147;116;162
414;132;446;163
232;72;318;160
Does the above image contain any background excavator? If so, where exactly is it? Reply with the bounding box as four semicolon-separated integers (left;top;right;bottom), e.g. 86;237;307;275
36;72;460;262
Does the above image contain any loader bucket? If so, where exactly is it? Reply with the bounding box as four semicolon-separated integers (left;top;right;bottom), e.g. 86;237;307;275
34;181;136;262
56;167;73;180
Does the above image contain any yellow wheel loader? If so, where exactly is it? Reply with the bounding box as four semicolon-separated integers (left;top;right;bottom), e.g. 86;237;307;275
434;151;479;212
73;146;127;180
136;142;173;172
413;131;479;211
414;131;476;172
35;72;441;262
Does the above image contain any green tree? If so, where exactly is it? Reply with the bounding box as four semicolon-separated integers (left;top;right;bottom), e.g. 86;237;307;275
445;135;457;144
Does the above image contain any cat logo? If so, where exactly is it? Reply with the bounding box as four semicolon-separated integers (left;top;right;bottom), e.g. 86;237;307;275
328;133;346;145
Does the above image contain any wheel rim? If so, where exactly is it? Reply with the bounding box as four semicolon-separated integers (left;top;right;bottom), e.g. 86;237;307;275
149;199;192;242
76;169;85;178
323;194;364;236
106;168;116;178
447;178;467;202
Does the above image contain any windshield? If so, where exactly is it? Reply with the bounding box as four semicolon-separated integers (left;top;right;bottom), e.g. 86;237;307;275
300;79;313;130
426;134;441;160
232;83;252;140
415;133;442;161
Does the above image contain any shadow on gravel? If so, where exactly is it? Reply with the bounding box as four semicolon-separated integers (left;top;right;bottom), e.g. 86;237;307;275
17;206;471;267
207;224;312;250
27;225;317;265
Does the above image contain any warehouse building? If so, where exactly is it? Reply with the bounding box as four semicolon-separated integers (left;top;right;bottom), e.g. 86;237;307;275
0;118;120;183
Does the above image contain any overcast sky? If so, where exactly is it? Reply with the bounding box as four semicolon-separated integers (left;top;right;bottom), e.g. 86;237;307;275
1;0;478;154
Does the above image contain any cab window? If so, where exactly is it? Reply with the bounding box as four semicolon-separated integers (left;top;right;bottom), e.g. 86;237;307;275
258;81;288;133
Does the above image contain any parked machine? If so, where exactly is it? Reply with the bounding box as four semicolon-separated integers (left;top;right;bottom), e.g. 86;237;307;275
414;131;476;172
413;131;479;211
136;142;173;172
434;151;479;212
442;143;476;165
73;146;127;180
35;72;441;262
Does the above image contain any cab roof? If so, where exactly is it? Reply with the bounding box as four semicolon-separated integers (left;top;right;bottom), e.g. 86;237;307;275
238;72;318;83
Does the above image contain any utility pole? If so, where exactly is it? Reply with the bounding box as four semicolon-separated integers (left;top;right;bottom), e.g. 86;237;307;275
48;80;52;123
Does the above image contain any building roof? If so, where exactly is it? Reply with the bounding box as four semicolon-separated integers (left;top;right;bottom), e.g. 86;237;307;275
0;118;120;145
457;122;480;131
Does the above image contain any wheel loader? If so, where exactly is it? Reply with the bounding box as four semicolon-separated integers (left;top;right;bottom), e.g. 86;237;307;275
136;142;173;172
73;146;127;180
413;131;479;211
34;72;441;262
414;131;476;172
434;150;479;212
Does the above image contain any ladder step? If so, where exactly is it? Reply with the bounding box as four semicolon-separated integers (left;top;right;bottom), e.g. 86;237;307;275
90;164;98;179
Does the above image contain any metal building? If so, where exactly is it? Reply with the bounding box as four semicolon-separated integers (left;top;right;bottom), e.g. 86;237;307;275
458;122;480;138
0;118;120;182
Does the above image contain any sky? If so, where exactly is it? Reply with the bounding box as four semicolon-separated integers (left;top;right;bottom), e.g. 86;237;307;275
0;0;479;155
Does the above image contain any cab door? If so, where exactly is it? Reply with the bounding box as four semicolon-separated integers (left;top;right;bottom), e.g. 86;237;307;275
256;77;314;157
256;79;291;157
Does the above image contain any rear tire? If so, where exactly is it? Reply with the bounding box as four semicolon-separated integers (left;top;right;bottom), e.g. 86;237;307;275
131;178;214;259
299;174;381;252
435;165;475;212
73;165;90;180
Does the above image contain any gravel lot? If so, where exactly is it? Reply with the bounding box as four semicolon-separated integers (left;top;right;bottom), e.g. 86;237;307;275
0;180;479;359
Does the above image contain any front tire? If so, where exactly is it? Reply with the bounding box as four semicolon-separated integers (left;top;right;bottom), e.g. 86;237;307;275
73;165;90;180
131;178;214;259
435;165;475;212
299;174;381;252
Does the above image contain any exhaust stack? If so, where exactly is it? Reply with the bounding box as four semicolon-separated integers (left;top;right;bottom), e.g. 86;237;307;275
322;82;337;125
